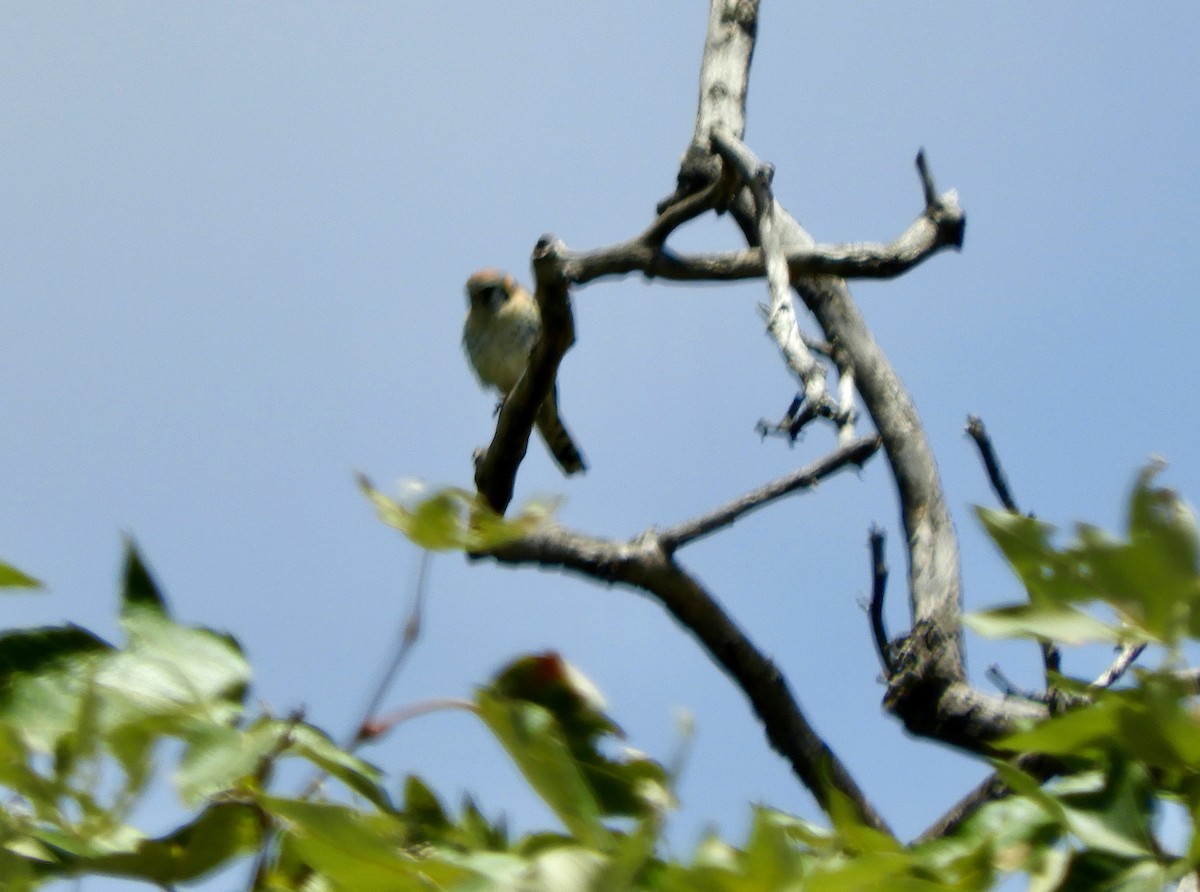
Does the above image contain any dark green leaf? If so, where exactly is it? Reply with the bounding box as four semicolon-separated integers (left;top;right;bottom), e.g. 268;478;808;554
119;538;169;616
0;625;110;693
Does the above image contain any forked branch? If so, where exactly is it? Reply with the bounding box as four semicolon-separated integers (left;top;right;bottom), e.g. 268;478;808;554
487;518;891;833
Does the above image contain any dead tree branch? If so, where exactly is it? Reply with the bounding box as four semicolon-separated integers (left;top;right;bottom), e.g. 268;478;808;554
966;415;1020;516
465;0;1043;840
868;527;894;677
1092;643;1147;690
485;521;891;833
711;127;841;435
659;435;880;552
558;209;966;287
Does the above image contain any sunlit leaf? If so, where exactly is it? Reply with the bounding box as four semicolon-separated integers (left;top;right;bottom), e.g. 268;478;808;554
0;561;42;591
175;720;278;804
288;722;392;812
976;508;1089;605
483;653;672;829
965;604;1122;644
66;802;262;886
358;475;559;552
999;699;1121;758
1052;760;1155;859
477;690;610;849
267;797;472;891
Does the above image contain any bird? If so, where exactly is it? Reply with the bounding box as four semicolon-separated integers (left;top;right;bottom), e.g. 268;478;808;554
462;269;587;475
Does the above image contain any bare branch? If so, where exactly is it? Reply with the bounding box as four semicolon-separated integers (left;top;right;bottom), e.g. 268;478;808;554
916;754;1058;843
985;664;1046;703
485;523;891;833
965;416;1020;514
474;236;577;515
658;0;759;212
1091;643;1146;689
836;364;858;445
723;184;969;685
915;148;966;248
560;215;963;288
868;527;894;677
710;128;836;430
658;435;880;553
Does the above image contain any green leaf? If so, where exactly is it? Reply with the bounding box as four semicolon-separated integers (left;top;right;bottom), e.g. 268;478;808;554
0;561;42;590
456;793;508;851
479;652;672;847
1052;760;1155;858
965;604;1122;645
287;722;393;812
267;797;473;891
175;720;278;804
742;805;811;886
1000;699;1121;758
826;787;901;856
478;689;611;849
106;608;250;718
1127;461;1200;579
975;463;1200;648
358;475;559;552
1001;677;1200;771
975;508;1087;605
119;538;169;616
65;802;262;885
0;625;110;692
400;774;450;836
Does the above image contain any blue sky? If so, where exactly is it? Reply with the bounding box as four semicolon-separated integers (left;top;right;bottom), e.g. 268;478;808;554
3;3;1200;887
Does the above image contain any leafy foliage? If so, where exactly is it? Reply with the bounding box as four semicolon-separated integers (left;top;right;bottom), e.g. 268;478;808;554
3;464;1200;888
969;461;1200;648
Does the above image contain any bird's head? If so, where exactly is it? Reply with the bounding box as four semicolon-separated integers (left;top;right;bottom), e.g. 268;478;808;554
465;269;519;310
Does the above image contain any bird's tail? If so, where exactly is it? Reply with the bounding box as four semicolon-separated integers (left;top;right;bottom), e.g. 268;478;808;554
536;394;587;476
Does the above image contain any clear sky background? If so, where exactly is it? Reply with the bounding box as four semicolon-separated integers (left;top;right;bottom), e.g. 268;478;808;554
3;4;1199;889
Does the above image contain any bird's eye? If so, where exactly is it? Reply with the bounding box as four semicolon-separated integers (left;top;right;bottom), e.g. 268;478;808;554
484;285;507;303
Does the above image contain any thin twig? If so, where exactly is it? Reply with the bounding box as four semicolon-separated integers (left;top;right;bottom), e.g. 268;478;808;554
985;663;1047;703
350;549;431;746
658;435;880;552
868;527;893;676
1091;643;1146;689
965;416;1019;514
299;550;430;801
361;697;478;741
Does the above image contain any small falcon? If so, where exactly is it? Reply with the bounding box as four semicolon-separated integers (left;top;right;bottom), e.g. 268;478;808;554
463;269;587;475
